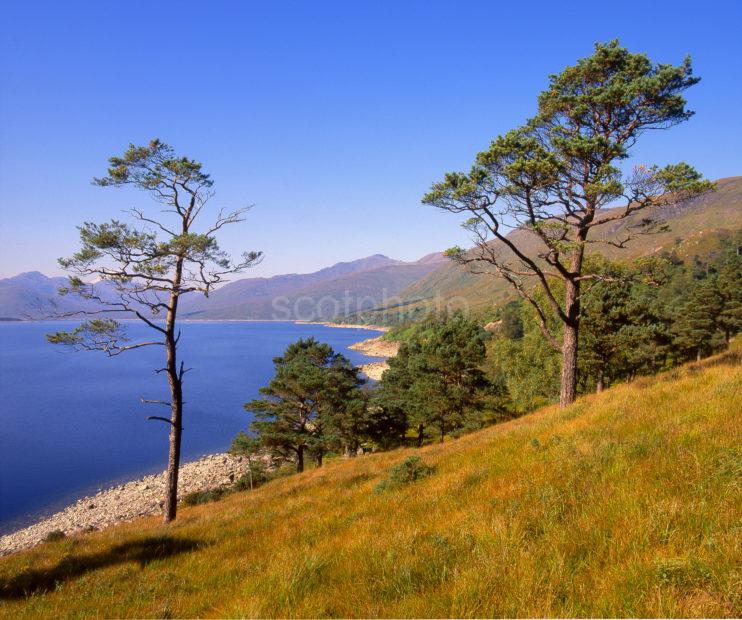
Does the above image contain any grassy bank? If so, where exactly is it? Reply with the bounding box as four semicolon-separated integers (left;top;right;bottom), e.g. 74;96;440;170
1;349;740;617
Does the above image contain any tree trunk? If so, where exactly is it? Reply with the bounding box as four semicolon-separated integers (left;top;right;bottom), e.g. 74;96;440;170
163;322;183;523
560;320;578;407
696;348;702;362
416;423;424;447
246;460;254;491
315;452;323;468
162;255;184;524
559;244;583;408
439;422;445;443
596;368;604;394
163;377;182;523
296;446;304;473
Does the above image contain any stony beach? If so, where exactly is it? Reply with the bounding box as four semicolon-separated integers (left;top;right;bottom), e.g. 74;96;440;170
0;454;247;556
351;335;400;380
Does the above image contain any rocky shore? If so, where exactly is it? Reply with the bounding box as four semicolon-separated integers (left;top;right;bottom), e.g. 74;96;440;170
0;453;247;556
0;330;397;557
351;335;400;380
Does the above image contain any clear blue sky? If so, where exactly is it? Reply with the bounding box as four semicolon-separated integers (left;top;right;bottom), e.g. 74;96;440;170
1;0;741;278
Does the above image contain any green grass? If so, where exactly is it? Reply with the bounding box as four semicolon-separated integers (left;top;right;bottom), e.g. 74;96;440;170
1;348;741;617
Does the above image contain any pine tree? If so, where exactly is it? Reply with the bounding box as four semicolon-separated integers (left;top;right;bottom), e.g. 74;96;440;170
46;139;261;522
717;249;742;344
673;281;724;361
245;338;365;472
376;315;496;443
423;40;710;407
579;261;632;392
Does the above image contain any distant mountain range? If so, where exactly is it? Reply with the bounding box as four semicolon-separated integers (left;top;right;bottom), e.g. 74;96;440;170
4;176;740;324
0;253;447;321
179;253;447;320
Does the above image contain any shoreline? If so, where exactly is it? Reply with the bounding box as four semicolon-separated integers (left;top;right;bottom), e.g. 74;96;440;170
294;320;390;332
0;322;393;556
351;335;400;380
0;453;247;556
8;318;390;330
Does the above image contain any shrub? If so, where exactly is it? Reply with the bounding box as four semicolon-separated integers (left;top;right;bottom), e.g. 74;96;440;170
375;455;435;492
181;487;228;506
233;459;271;491
43;529;66;543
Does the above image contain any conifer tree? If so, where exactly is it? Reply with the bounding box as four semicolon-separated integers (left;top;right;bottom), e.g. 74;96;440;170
673;281;724;361
579;265;631;393
47;139;261;522
245;338;365;472
717;249;742;344
376;315;495;443
424;41;711;407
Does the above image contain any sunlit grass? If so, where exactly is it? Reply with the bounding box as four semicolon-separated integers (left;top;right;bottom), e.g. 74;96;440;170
1;347;740;617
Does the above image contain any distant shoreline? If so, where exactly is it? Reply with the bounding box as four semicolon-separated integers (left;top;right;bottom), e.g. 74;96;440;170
351;335;400;380
7;318;388;330
295;320;389;332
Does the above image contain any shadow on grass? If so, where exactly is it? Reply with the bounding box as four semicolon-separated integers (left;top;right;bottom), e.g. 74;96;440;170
690;349;741;371
0;535;203;600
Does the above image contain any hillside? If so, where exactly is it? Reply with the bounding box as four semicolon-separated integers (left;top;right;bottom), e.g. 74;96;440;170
181;254;446;321
1;347;739;617
354;176;742;323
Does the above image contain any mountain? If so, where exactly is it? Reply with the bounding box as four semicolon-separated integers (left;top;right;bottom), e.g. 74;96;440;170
354;176;742;323
0;253;448;321
0;272;90;319
180;253;447;321
2;345;738;615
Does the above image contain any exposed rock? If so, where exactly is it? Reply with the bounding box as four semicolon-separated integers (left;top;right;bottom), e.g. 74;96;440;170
350;335;399;358
351;335;400;380
358;361;389;381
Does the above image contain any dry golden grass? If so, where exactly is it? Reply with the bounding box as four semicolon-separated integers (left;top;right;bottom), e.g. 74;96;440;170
1;348;740;618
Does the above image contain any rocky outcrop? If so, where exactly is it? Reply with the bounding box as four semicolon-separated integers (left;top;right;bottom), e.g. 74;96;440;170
358;361;389;380
350;335;399;358
351;335;400;380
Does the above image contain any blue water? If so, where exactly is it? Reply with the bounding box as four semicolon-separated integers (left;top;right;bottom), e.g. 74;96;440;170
0;321;381;532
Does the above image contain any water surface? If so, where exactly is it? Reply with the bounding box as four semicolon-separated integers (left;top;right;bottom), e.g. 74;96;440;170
0;321;381;531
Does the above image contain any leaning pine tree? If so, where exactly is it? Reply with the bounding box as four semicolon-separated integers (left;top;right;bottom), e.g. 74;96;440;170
47;139;262;522
423;40;712;407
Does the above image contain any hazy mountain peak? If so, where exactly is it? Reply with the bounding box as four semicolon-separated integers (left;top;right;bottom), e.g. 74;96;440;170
8;271;52;282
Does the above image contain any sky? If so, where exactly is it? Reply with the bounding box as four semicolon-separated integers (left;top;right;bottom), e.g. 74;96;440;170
1;0;741;279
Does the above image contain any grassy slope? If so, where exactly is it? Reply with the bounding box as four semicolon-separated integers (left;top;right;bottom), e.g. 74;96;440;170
1;350;741;617
358;176;742;321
